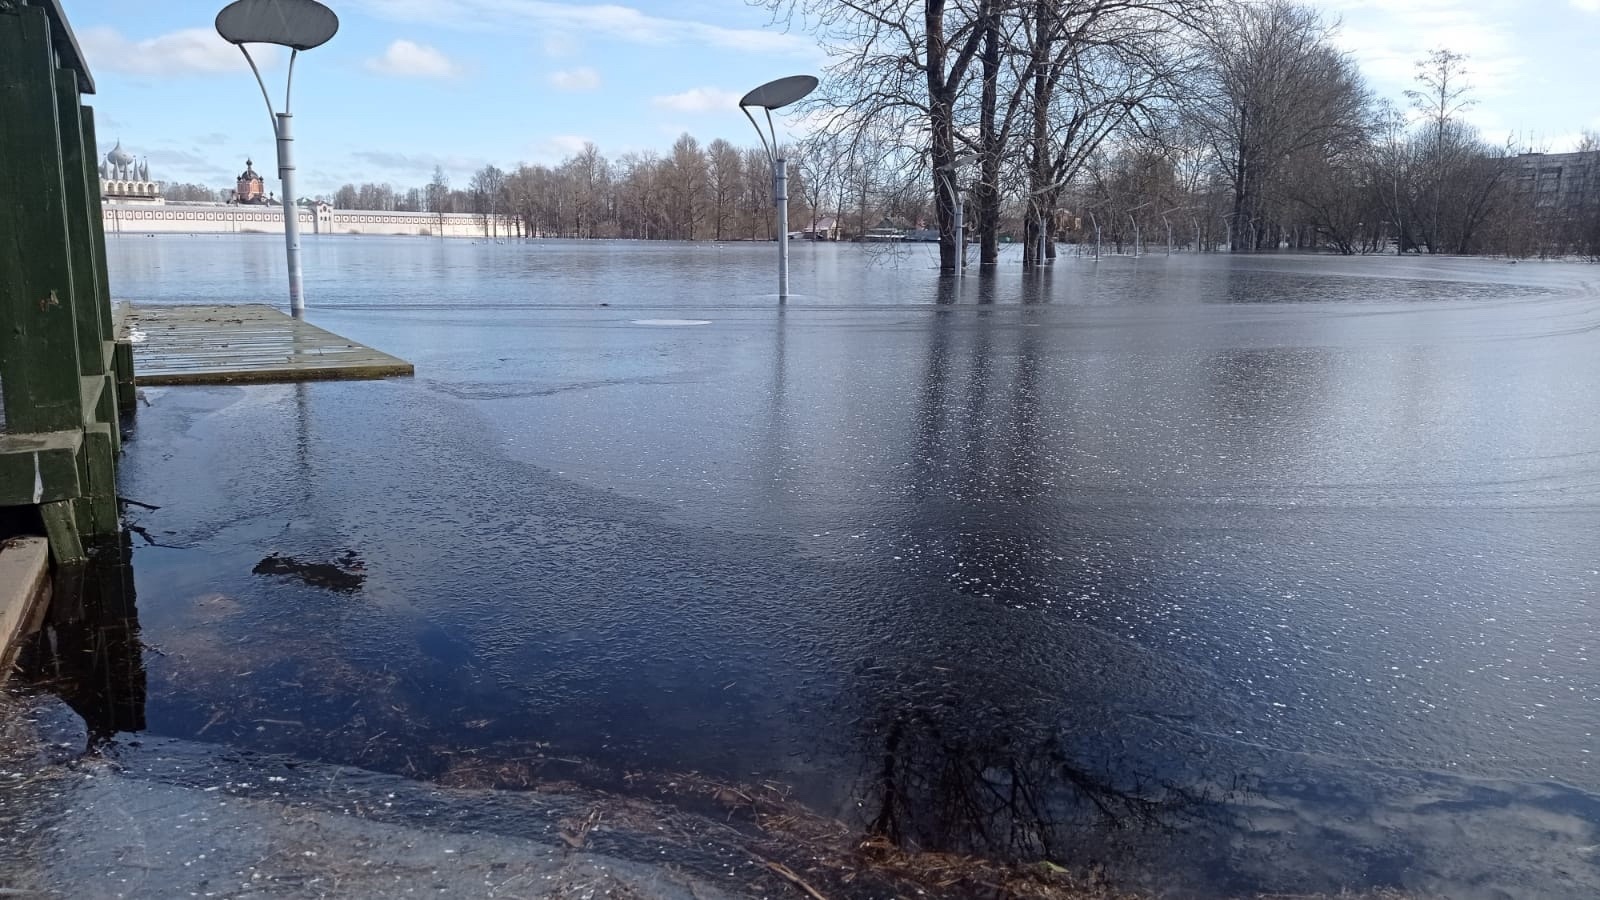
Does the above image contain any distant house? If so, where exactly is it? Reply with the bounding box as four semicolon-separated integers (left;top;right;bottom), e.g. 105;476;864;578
1510;149;1600;255
862;217;907;242
1516;150;1598;215
800;216;839;241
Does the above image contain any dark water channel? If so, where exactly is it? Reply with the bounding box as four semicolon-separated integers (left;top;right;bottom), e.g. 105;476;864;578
28;237;1600;897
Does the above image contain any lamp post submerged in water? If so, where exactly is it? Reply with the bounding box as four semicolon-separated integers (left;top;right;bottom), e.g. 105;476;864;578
936;153;976;278
739;75;817;302
215;0;338;319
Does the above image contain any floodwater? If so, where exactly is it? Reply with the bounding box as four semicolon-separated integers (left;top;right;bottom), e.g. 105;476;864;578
19;236;1600;897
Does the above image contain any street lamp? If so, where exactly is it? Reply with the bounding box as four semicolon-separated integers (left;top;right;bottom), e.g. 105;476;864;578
1126;201;1152;257
1073;197;1109;261
936;153;976;277
739;75;817;301
216;0;338;319
1027;180;1070;267
1158;206;1187;255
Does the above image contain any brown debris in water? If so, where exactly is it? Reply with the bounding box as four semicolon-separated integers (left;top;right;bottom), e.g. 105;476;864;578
252;550;367;593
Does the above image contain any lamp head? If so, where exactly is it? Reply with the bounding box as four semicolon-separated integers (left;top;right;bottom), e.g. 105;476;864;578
216;0;339;50
739;75;818;111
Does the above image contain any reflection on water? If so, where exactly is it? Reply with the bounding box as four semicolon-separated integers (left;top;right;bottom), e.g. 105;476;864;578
82;239;1600;897
855;697;1237;864
17;534;146;751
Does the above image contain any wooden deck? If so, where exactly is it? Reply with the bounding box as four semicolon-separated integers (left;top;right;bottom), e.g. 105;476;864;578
120;304;413;386
0;537;50;681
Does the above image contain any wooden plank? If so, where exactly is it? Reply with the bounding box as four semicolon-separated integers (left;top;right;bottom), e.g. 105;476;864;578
57;68;105;376
41;499;84;565
80;106;116;345
0;8;84;433
77;422;118;535
114;341;137;414
0;537;51;683
0;429;83;506
125;304;414;385
79;373;105;423
30;0;95;94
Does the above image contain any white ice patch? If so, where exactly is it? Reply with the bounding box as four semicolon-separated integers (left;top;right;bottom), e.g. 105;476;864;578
126;327;148;344
631;319;711;326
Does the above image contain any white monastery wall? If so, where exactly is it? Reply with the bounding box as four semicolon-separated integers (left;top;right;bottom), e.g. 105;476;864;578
103;203;512;239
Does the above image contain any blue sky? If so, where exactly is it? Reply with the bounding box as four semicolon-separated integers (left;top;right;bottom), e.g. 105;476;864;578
68;0;1600;198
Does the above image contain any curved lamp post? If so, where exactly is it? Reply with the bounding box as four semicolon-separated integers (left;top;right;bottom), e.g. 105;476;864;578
1028;180;1072;267
936;153;976;277
739;75;817;301
1126;201;1152;257
1158;206;1186;255
1074;197;1109;261
216;0;338;319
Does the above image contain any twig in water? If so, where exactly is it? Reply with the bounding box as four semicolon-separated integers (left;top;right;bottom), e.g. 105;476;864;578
762;861;828;900
560;807;603;850
196;709;227;736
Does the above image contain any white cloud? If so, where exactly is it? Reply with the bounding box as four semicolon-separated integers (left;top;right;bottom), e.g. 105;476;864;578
548;67;600;91
364;40;461;78
1319;0;1523;128
529;134;592;163
353;0;815;57
79;26;280;76
652;87;744;114
1572;0;1600;12
543;32;580;58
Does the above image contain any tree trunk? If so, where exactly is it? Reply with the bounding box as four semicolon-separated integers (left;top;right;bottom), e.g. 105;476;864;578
1023;0;1049;268
926;1;957;274
977;15;1001;269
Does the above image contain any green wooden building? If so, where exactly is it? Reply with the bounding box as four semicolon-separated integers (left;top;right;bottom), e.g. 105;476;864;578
1;0;136;564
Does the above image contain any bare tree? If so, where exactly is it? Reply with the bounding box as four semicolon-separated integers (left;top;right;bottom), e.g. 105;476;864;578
162;182;223;202
763;0;1001;272
1199;0;1370;251
1019;1;1208;265
1405;49;1474;252
615;151;662;240
426;165;451;234
469;164;507;238
662;134;708;240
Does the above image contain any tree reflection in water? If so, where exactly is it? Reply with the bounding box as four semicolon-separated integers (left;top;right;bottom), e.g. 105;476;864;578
856;695;1244;866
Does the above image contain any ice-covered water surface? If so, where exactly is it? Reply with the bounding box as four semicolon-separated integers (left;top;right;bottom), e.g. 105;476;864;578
61;238;1600;896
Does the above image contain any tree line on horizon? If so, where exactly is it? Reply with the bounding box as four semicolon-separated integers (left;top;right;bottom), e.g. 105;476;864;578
163;137;822;243
165;0;1599;262
761;0;1599;266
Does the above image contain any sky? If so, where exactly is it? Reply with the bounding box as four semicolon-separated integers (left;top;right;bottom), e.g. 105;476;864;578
66;0;1600;198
